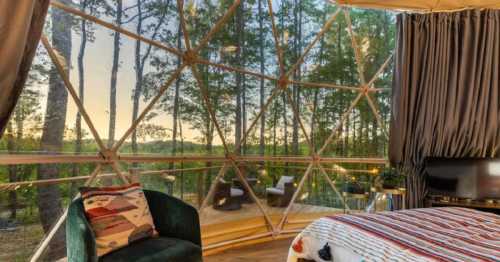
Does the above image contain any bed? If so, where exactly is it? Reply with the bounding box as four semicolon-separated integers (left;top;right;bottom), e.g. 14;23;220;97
287;207;500;262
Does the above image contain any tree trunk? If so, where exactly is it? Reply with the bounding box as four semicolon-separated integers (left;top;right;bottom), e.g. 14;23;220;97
234;3;244;154
179;117;185;199
73;0;88;193
171;20;182;169
131;0;143;155
108;0;123;148
291;0;302;156
37;0;72;257
282;93;288;174
258;0;265;156
132;0;168;155
6;123;17;219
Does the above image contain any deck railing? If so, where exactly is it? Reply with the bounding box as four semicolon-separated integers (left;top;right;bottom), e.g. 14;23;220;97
0;155;388;260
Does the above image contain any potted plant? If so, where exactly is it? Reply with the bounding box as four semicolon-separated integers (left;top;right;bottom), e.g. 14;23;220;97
344;181;366;194
379;168;405;189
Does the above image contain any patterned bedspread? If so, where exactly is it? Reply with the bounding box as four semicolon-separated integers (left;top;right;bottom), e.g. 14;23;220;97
287;207;500;262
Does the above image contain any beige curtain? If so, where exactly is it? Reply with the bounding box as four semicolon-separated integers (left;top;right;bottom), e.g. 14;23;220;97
0;0;50;137
390;9;500;208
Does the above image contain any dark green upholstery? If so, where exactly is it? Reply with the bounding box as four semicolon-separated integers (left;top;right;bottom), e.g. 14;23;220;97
66;190;202;262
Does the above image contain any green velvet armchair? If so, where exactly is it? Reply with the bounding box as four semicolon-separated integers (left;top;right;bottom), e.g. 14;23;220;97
67;190;202;262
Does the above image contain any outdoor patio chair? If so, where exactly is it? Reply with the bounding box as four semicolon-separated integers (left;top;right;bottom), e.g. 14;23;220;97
213;178;244;211
67;190;202;262
266;176;295;207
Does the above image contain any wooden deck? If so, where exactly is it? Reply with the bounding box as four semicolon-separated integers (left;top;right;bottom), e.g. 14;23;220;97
200;202;344;253
204;238;294;262
200;201;344;225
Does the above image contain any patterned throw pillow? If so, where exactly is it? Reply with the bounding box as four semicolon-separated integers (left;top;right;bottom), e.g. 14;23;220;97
80;183;158;257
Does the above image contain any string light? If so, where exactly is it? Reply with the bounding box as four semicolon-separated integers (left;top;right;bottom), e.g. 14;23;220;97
222;45;238;53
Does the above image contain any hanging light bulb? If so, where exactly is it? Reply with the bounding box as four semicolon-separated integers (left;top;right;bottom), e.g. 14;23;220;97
258;166;268;178
300;192;309;200
283;30;289;44
164;175;176;182
361;37;370;54
222;45;238;53
188;0;197;17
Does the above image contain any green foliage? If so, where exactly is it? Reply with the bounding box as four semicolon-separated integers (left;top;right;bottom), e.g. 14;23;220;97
379;167;405;189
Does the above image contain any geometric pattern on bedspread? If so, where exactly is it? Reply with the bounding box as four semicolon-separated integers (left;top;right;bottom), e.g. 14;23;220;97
298;207;500;262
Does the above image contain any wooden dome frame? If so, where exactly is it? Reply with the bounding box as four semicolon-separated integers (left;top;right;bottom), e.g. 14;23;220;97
15;0;394;260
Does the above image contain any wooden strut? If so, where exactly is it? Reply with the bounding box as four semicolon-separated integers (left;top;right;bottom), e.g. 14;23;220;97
176;0;192;50
175;0;277;234
111;64;187;152
190;64;230;153
285;8;342;77
284;88;314;152
230;160;276;232
363;53;394;140
367;53;393;87
195;58;278;82
199;164;229;215
266;0;286;75
40;35;107;153
318;92;364;155
30;165;102;262
0;154;387;165
26;1;397;256
344;8;367;85
365;93;390;139
291;79;361;92
41;34;129;185
265;165;380;174
50;0;183;57
316;163;351;211
234;86;284;153
193;0;242;54
276;162;315;231
0;166;224;192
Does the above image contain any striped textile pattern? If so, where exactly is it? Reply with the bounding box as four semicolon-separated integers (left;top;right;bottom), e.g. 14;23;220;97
288;207;500;262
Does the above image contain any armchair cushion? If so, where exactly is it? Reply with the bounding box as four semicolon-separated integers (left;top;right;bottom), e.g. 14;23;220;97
100;237;202;262
276;176;294;190
80;183;157;257
230;188;244;197
266;188;285;195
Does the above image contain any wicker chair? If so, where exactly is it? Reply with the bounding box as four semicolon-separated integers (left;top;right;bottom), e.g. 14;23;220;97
213;178;244;211
266;176;295;207
66;190;202;262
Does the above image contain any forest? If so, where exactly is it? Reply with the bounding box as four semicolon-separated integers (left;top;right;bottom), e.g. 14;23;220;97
0;0;395;260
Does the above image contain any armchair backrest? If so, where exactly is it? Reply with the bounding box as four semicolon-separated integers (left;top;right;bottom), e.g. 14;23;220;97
276;176;294;190
67;190;201;261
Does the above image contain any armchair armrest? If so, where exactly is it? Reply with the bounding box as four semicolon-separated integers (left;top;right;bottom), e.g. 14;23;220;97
144;190;201;246
66;199;97;262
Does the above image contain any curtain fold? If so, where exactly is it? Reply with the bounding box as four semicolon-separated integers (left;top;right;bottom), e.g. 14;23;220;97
0;0;50;137
390;9;500;208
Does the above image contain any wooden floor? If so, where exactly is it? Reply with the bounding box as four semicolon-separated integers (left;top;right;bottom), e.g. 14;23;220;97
204;238;294;262
200;201;344;225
